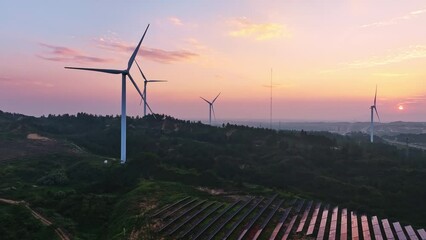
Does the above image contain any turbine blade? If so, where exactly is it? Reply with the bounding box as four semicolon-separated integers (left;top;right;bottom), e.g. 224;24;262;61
127;24;150;71
65;67;122;74
212;105;216;120
212;92;221;103
128;74;156;117
127;73;144;99
135;60;148;81
374;85;377;106
147;80;167;82
200;97;211;104
375;107;381;122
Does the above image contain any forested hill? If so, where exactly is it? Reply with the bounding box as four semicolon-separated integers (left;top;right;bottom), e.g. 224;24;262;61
0;110;425;237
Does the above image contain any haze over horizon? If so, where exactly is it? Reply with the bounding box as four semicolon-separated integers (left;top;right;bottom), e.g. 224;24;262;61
1;0;426;122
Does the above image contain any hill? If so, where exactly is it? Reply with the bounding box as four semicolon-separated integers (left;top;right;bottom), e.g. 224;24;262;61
0;110;425;239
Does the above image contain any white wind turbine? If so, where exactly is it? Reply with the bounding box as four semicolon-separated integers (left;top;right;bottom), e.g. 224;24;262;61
370;85;381;143
134;60;167;116
200;93;221;125
65;24;155;164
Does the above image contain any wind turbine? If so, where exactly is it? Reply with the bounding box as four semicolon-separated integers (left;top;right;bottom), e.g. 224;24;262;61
134;60;167;116
65;24;155;164
200;93;221;125
370;85;381;143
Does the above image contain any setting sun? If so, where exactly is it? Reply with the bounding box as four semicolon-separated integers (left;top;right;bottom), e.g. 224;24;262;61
398;105;404;110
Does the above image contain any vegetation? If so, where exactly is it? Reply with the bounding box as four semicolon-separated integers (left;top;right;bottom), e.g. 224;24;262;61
0;204;58;240
0;110;425;239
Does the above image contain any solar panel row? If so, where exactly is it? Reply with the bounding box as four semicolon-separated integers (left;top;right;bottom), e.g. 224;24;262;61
307;202;322;235
371;216;383;240
177;203;224;239
152;196;425;240
269;207;291;240
328;206;338;240
361;215;371;240
191;200;240;240
341;208;348;240
222;197;264;240
253;199;284;240
351;211;359;240
316;204;329;240
296;200;313;233
238;195;277;240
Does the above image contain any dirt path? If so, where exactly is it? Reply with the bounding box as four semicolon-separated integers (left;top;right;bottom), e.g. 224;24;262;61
0;198;71;240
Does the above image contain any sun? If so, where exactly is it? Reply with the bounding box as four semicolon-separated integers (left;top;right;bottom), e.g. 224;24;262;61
398;105;404;110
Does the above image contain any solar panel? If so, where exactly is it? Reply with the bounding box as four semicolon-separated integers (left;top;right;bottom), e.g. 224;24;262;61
316;204;329;240
221;197;264;240
167;201;214;235
150;196;191;218
204;197;254;240
381;219;395;240
177;203;224;239
405;225;419;240
351;211;359;240
360;215;371;240
269;207;291;240
282;215;298;240
296;200;313;233
191;200;241;240
307;202;322;235
393;222;407;240
294;199;305;213
238;195;277;240
417;229;426;240
158;200;207;233
340;208;348;240
161;198;197;219
371;216;383;240
253;199;283;240
328;206;339;240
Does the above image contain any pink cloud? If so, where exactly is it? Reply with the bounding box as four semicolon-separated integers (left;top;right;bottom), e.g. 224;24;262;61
37;43;111;63
169;17;183;26
95;38;198;64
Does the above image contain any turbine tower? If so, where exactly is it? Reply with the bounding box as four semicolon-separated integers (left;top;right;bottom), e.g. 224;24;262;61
370;85;380;143
135;60;167;116
200;93;221;125
65;24;155;164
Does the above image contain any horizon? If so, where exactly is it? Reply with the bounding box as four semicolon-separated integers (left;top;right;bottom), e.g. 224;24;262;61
3;109;426;124
1;1;426;122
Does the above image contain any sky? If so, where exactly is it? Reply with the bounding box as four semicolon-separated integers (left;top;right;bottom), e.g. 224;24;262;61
1;0;426;122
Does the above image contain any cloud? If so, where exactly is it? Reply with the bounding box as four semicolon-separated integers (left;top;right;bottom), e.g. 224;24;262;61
0;76;54;88
95;38;198;64
169;17;183;26
346;45;426;68
398;95;426;106
38;43;110;63
228;17;289;41
373;73;409;78
0;76;11;82
360;8;426;28
320;45;426;73
184;38;208;50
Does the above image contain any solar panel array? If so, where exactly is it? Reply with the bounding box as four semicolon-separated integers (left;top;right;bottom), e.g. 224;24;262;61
150;196;426;240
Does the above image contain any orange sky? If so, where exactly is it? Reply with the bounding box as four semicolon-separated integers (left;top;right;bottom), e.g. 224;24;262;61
1;0;426;122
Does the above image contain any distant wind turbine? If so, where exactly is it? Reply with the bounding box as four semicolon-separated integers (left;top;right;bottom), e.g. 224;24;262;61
200;93;221;125
370;85;381;143
134;60;167;116
65;24;155;164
